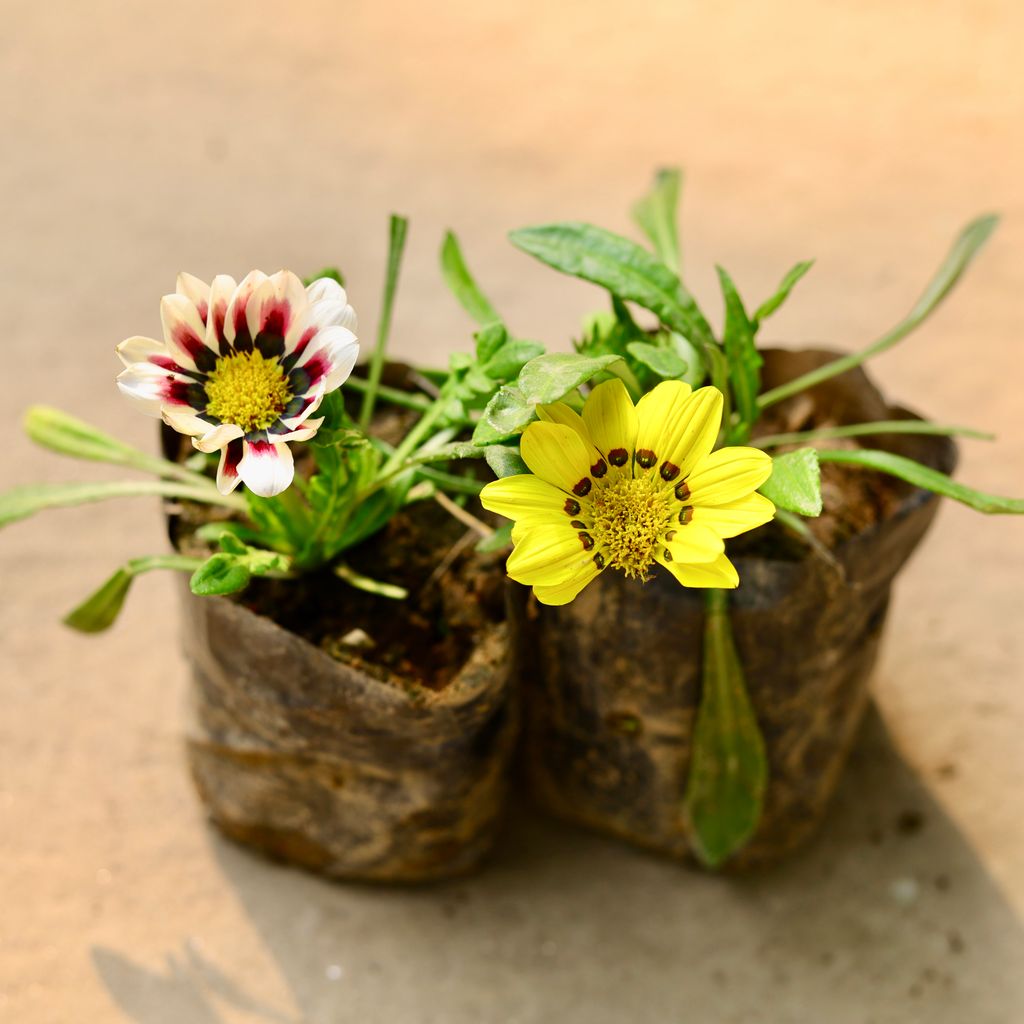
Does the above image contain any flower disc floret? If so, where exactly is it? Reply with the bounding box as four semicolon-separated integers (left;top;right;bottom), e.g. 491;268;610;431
204;351;292;434
587;476;672;580
480;378;777;606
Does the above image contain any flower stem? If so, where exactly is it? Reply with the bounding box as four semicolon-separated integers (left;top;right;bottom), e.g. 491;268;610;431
753;420;994;449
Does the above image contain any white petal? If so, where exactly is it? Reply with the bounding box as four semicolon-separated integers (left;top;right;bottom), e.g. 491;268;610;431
223;271;268;346
116;335;169;369
160;293;215;371
305;277;347;306
280;384;326;430
273;417;324;444
116;365;171;417
163;407;210;437
216;441;244;495
175;273;211;320
245;270;307;345
238;440;295;497
192;421;244;453
205;274;238;351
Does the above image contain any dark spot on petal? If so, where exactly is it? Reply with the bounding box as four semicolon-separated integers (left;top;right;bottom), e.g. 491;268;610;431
665;529;677;542
288;367;312;396
593;552;606;570
570;520;587;529
678;506;693;525
573;478;592;497
578;532;594;551
254;330;285;360
591;458;608;478
662;548;673;562
635;449;657;470
608;448;629;467
675;481;691;502
563;498;581;516
660;461;680;482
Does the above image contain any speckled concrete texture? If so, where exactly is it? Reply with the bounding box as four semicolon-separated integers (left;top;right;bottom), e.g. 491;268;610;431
1;2;1023;1021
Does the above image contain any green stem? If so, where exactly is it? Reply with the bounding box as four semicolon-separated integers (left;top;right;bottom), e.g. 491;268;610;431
756;214;998;412
414;465;484;496
359;214;410;429
379;394;449;476
753;420;994;449
128;554;205;573
344;375;431;412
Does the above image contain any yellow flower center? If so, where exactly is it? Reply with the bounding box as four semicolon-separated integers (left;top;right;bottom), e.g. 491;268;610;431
587;476;672;580
204;351;292;433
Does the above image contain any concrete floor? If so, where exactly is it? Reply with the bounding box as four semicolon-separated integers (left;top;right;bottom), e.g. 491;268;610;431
2;1;1023;1021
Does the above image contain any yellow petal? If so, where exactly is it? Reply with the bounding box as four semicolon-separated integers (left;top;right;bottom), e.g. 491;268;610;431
690;492;776;539
519;421;595;495
656;551;739;589
662;523;725;564
685;447;773;506
532;561;602;605
581;378;638;463
635;383;722;483
506;523;595;586
480;474;573;525
537;401;591;444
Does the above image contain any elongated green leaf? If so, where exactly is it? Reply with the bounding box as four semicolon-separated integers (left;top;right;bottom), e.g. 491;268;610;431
441;231;501;326
753;260;814;323
517;352;622;405
509;222;715;347
631;168;683;273
669;331;707;387
758;214;1000;410
754;419;994;449
716;266;762;428
0;479;239;529
685;589;768;867
473;322;508;364
759;449;822;517
64;554;203;633
818;449;1024;513
626;341;688;379
359;214;410;429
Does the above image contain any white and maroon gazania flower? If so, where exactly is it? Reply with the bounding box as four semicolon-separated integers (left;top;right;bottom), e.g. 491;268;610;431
116;271;358;497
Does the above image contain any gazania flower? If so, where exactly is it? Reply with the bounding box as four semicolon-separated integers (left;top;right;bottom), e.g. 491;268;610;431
480;379;775;605
116;271;358;497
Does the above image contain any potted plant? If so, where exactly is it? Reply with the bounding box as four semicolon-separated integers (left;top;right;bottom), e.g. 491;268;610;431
457;170;1024;869
0;216;547;882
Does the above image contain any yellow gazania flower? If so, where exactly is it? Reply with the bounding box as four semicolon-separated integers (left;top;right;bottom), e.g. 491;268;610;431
480;378;775;605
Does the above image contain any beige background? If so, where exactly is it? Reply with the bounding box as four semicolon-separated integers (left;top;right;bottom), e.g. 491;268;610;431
2;2;1023;1021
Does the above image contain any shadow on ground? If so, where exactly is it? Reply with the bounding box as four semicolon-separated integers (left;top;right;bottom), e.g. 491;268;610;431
92;706;1024;1024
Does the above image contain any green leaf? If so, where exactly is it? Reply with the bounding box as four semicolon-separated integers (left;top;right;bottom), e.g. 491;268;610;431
189;553;252;596
359;213;410;429
625;341;688;379
631;167;683;272
476;521;513;553
759;449;822;517
685;589;768;868
758;214;1000;411
509;222;714;348
484;445;528;478
0;479;239;529
64;554;203;633
668;331;707;387
441;231;501;326
473;322;508;363
64;568;134;633
817;449;1024;514
754;419;995;449
481;339;546;381
517;352;622;406
472;385;534;445
753;260;814;324
302;266;345;287
716;266;762;430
